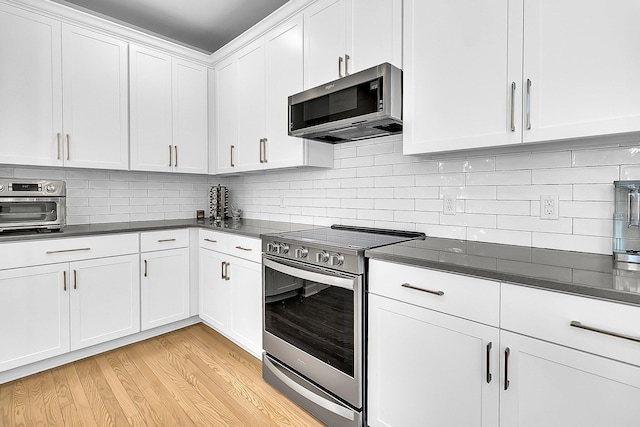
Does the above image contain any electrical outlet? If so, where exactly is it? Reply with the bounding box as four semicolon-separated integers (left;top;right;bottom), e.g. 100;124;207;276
540;195;559;220
443;194;456;215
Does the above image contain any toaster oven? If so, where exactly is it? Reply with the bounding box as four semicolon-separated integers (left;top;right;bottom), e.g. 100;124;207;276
0;179;66;232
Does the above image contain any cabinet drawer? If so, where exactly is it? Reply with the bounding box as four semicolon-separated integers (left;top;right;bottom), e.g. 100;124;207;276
227;234;261;263
0;234;139;270
199;229;228;252
501;283;640;367
140;229;189;252
369;260;500;327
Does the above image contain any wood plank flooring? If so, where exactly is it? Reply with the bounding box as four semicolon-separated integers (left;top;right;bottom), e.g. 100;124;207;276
0;324;326;426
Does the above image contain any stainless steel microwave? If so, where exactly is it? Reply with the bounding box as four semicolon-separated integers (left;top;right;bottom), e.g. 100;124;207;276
0;179;66;232
288;63;402;143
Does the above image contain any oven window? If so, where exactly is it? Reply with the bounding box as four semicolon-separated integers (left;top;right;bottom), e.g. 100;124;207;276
264;264;355;377
0;201;58;224
290;78;382;131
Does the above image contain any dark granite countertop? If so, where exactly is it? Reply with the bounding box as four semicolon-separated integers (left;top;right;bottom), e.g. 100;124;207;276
0;218;315;243
366;237;640;307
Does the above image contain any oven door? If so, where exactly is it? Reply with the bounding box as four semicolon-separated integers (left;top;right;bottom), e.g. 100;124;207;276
0;197;64;231
262;254;362;409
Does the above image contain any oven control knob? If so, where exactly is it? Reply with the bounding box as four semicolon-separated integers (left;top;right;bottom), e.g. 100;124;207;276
277;244;290;255
266;242;277;253
295;247;309;259
45;184;57;193
316;251;330;263
0;184;4;192
330;254;345;266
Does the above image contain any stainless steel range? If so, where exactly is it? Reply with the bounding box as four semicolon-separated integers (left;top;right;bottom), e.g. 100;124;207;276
261;225;425;427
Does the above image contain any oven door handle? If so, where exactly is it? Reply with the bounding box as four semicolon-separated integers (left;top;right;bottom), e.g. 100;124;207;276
263;257;355;291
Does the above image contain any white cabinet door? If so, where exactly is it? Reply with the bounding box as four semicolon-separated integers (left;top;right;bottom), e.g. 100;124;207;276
215;57;238;174
304;0;349;88
172;59;208;174
141;248;190;331
236;39;266;171
368;294;499;427
0;4;62;167
130;45;173;172
500;330;640;427
69;254;140;350
522;0;640;143
62;25;129;170
350;0;402;73
199;248;230;331
0;264;69;372
264;15;305;169
227;256;262;358
403;0;523;154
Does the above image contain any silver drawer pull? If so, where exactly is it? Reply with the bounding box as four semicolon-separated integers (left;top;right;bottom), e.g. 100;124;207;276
570;321;640;344
401;283;444;296
157;238;176;243
204;238;217;243
46;247;91;254
235;246;252;252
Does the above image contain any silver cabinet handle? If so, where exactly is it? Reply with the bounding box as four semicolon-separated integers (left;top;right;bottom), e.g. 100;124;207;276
169;145;173;167
66;134;70;160
344;54;350;76
46;247;91;254
263;138;267;163
204;238;217;243
221;261;230;280
504;347;511;391
235;246;252;252
221;261;226;280
570;321;640;343
63;271;67;291
401;283;444;296
259;138;264;163
157;238;176;243
486;342;493;384
57;133;61;160
510;82;516;132
526;78;532;130
338;56;343;78
230;145;235;167
144;259;148;277
174;145;178;167
73;269;77;290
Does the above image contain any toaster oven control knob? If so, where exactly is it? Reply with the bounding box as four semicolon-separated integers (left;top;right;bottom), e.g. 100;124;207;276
295;247;309;259
45;184;57;193
277;244;290;255
266;242;277;253
316;251;330;263
330;253;345;266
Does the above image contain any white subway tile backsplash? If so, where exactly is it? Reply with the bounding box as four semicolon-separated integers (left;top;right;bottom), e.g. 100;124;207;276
573;184;614;201
560;201;614;219
497;185;573;200
466;170;531;186
440;213;496;229
573;218;613;237
467;227;532;247
572;146;640;167
495;151;572;170
439;186;497;200
531;166;619;184
498;215;572;234
465;200;530;216
416;173;464;187
375;199;415;211
532;233;612;254
394;187;440;199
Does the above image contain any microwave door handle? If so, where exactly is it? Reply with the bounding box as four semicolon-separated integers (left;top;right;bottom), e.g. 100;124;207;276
263;257;355;291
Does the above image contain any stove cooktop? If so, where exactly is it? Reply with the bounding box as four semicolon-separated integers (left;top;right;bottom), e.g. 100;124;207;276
264;225;425;251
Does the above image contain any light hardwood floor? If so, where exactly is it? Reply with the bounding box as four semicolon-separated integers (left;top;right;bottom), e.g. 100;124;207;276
0;324;326;426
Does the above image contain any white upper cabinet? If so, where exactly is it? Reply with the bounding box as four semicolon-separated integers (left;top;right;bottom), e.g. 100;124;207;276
213;16;333;174
404;0;640;155
303;0;401;89
130;45;208;174
403;0;522;154
172;59;209;174
62;25;129;170
522;0;640;143
0;5;128;169
0;4;62;167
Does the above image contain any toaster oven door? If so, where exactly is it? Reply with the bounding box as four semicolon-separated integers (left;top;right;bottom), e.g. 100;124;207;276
0;197;64;231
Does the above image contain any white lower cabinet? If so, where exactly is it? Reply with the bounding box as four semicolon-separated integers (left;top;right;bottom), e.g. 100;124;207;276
140;248;190;331
69;255;140;350
367;294;499;427
199;230;262;358
500;330;640;427
0;264;69;372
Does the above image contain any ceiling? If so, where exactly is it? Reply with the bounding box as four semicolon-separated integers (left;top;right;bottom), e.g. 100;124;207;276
51;0;290;54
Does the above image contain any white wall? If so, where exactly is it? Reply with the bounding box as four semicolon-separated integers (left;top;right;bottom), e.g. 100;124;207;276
4;134;640;255
227;135;640;255
0;165;222;225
